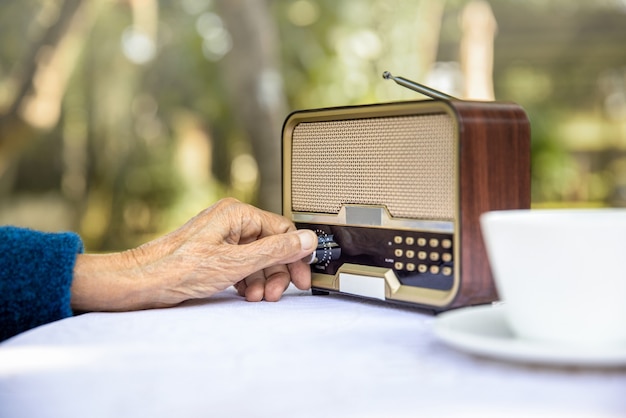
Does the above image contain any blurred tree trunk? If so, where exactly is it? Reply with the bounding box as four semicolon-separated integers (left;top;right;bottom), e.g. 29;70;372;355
460;0;497;100
0;0;101;181
215;0;287;214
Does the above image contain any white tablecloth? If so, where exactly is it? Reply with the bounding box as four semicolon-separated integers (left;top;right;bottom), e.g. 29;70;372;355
1;286;624;418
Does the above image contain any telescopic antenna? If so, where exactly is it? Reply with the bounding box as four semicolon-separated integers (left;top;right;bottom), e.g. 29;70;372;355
382;71;457;101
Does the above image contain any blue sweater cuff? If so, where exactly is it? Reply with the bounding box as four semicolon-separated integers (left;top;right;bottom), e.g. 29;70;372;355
0;227;84;341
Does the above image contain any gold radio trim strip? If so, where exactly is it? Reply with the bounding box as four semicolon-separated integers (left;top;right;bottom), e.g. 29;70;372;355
283;100;462;310
314;263;459;308
291;205;454;233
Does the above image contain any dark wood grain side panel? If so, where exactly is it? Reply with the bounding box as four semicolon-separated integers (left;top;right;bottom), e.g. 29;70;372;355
450;101;531;308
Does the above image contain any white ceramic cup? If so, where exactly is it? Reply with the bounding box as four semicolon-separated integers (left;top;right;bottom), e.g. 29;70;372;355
480;209;626;347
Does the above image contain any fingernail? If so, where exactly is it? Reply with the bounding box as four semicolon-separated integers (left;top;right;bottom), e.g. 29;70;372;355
297;230;316;252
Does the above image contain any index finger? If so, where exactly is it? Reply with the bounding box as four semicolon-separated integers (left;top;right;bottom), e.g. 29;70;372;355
233;203;297;244
286;258;312;291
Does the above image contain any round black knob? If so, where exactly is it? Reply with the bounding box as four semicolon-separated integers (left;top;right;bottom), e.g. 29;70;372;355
309;231;341;267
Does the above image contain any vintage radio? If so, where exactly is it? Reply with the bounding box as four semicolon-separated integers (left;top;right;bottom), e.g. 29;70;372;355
282;73;530;311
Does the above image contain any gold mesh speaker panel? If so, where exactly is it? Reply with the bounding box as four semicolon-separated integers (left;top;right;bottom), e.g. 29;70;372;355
291;113;456;221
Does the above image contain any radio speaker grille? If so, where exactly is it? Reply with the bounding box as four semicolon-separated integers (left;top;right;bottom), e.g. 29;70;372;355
291;114;456;220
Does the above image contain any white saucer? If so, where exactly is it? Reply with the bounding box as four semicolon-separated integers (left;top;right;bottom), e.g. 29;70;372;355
434;305;626;367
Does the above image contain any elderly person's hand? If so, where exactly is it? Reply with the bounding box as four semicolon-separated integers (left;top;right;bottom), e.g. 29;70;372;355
70;198;317;312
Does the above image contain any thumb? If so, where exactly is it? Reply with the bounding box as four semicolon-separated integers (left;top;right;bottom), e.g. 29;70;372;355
239;229;317;272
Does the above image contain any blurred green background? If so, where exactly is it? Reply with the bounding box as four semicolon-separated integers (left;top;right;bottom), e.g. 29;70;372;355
1;0;625;251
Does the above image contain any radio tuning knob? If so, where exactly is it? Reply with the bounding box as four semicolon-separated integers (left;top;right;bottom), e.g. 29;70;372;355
307;232;341;266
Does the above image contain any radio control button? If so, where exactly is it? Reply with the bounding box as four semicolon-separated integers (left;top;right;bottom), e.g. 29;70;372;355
429;252;440;262
417;238;427;246
442;267;453;276
430;265;440;274
442;253;452;262
406;250;415;258
394;249;403;257
429;239;439;248
394;236;403;244
418;264;428;273
418;251;427;260
442;239;452;249
405;237;415;245
406;263;416;272
394;262;404;270
309;232;342;266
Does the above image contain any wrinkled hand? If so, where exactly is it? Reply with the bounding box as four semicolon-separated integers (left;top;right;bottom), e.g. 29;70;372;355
71;198;317;312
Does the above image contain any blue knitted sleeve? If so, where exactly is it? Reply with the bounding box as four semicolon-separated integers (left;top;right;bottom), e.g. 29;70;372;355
0;226;84;341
